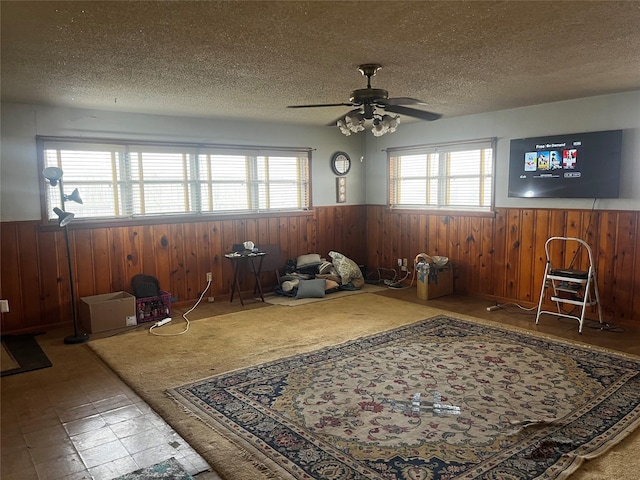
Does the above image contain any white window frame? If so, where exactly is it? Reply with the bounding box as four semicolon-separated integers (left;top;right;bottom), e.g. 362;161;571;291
38;136;311;223
388;138;496;213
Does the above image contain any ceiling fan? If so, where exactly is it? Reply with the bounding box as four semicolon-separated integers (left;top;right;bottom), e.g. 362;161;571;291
287;64;442;136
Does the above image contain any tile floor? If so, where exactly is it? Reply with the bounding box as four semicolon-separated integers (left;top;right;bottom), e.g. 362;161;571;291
2;290;638;480
1;324;221;480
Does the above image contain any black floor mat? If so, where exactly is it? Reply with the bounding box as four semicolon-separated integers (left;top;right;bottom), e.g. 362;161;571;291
1;333;52;377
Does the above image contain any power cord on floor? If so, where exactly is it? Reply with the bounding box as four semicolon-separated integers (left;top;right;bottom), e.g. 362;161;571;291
364;265;418;289
486;302;625;333
365;267;398;285
385;267;415;289
554;304;625;333
487;303;538;313
149;278;212;337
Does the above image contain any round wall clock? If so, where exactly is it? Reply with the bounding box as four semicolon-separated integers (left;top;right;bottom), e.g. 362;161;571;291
331;151;351;176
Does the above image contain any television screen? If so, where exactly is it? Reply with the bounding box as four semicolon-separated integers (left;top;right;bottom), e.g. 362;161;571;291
508;130;622;198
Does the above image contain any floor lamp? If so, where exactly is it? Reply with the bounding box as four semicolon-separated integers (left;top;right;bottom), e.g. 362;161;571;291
43;167;89;344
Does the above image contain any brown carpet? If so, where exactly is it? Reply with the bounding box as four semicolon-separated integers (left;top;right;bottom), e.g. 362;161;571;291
88;293;640;480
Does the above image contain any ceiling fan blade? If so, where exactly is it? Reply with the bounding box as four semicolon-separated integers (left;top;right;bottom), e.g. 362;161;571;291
383;105;442;121
287;103;354;109
378;97;429;106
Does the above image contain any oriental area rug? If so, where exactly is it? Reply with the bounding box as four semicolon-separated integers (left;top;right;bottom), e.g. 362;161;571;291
168;315;640;480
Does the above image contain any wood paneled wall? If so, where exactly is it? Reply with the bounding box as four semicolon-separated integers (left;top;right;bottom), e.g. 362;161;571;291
366;206;639;324
1;205;638;333
0;207;367;333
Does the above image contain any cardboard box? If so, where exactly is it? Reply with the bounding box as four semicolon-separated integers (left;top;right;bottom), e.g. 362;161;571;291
79;291;137;333
417;266;453;300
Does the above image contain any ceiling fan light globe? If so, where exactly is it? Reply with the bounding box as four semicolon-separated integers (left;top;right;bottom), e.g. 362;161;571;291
385;114;400;132
371;122;388;137
337;119;352;136
345;113;365;132
345;111;364;122
382;114;400;127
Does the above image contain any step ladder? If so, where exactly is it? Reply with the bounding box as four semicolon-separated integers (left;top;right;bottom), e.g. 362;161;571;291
535;236;602;333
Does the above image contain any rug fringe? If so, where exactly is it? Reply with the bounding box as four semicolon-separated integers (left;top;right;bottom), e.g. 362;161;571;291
238;449;281;479
508;418;557;434
165;390;281;480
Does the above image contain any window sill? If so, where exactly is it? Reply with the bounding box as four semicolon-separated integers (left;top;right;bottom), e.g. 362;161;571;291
39;209;315;231
385;206;496;218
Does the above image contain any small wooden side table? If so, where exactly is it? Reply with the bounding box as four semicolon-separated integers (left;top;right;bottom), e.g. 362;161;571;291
224;252;266;306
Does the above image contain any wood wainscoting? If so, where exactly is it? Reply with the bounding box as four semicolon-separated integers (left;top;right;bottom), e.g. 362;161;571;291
366;206;639;325
1;205;638;332
0;206;368;333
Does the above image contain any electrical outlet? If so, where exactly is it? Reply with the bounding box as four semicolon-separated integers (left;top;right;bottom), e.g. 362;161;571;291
0;299;8;313
403;258;408;267
206;272;212;282
397;258;402;267
208;296;215;303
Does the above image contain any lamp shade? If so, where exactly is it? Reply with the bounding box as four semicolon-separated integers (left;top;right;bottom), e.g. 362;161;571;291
53;207;75;227
345;112;365;132
65;188;83;204
337;119;352;136
43;167;63;186
337;110;401;137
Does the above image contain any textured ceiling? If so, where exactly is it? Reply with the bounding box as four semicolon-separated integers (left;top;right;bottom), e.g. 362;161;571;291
2;1;640;126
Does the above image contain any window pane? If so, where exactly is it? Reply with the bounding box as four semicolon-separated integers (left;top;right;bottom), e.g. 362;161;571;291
428;154;439;176
449;177;480;206
43;146;120;220
256;156;306;209
131;152;186;180
262;184;300;209
212;184;248;210
449;150;481;175
397;179;427;205
397;155;426;178
139;184;188;214
260;156;299;179
389;139;494;211
483;177;492;206
428;178;439;204
52;150;114;181
200;155;249;211
73;185;116;217
40;138;310;221
483;151;493;175
206;155;247;180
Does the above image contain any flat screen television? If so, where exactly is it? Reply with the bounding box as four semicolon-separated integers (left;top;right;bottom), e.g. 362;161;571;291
508;129;622;198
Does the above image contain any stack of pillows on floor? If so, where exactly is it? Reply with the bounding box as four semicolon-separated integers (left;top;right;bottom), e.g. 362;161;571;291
275;250;365;299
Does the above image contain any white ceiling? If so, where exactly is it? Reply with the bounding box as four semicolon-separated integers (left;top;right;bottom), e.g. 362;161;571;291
2;1;640;127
